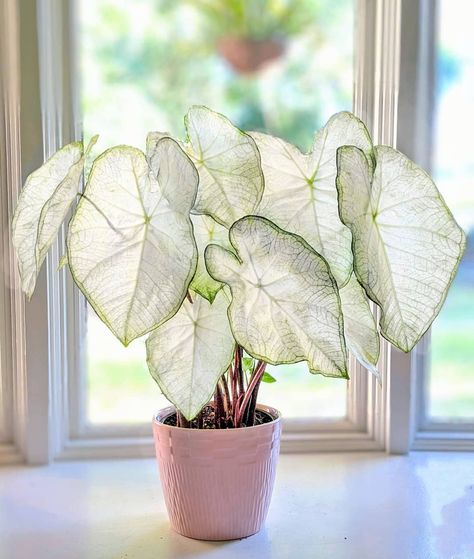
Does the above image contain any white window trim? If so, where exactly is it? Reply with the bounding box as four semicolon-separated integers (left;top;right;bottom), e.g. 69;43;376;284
0;0;28;465
1;0;430;463
0;0;15;448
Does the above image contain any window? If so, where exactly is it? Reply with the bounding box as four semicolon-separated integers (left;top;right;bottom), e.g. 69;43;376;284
406;0;474;450
78;0;354;430
3;0;432;462
427;0;474;423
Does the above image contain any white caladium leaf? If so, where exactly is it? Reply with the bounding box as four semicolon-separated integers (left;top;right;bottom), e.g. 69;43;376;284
146;132;199;212
185;105;264;228
67;139;198;345
148;128;239;303
190;214;232;303
337;145;466;352
12;137;97;298
147;131;172;147
146;290;234;421
146;131;173;169
205;216;348;378
251;112;373;286
339;274;380;377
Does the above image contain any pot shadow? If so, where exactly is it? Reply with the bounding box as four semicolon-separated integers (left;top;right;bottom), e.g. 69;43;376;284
167;526;273;559
433;484;474;558
116;520;274;559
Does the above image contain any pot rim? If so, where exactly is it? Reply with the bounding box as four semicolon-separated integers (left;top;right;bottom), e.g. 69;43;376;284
153;403;281;432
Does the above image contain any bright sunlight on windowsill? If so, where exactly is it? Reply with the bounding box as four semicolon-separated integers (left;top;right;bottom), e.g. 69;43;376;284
2;452;474;559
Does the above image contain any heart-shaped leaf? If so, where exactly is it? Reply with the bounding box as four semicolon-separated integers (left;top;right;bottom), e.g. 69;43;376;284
261;371;277;383
251;111;373;286
12;137;97;298
148;128;239;303
67;139;198;345
339;274;380;377
336;145;466;352
185;106;264;227
146;290;235;421
205;216;348;378
189;214;232;303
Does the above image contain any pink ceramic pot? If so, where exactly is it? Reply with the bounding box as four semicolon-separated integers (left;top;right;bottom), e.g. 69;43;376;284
153;404;282;541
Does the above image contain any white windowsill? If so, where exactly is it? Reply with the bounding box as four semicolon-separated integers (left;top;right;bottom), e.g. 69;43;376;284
1;452;473;559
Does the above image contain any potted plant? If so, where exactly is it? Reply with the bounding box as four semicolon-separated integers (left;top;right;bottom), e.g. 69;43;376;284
12;106;465;541
188;0;320;73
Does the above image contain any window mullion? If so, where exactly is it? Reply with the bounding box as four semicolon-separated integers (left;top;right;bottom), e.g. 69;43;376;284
37;0;81;460
355;0;423;454
0;0;32;463
3;0;80;465
396;0;438;451
0;0;18;451
18;0;53;464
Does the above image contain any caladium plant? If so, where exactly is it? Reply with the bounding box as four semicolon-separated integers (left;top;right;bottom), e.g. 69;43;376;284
12;106;466;428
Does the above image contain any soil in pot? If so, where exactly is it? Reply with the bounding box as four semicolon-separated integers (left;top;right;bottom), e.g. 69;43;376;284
162;404;274;429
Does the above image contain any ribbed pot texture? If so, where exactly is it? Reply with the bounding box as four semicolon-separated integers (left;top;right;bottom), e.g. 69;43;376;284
153;405;282;541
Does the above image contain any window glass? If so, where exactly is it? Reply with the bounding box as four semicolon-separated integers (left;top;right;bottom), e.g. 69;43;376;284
428;0;474;421
80;0;353;424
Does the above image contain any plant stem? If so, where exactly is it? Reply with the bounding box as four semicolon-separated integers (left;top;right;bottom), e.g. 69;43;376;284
220;375;231;423
245;374;262;426
176;351;267;430
237;346;245;396
176;410;190;428
234;393;244;427
235;360;266;427
214;381;225;429
233;345;241;394
231;349;239;408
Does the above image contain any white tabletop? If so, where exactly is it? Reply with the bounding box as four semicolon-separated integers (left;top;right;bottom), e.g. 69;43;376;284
1;452;473;559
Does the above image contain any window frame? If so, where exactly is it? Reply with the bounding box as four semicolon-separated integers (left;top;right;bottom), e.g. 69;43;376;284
400;0;474;451
3;0;451;463
61;0;388;458
0;0;16;451
0;0;28;464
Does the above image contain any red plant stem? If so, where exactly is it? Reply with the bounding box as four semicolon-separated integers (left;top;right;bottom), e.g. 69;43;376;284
233;346;241;394
235;360;266;426
233;393;244;427
230;364;237;410
237;346;245;396
186;291;193;304
245;377;261;426
214;381;225;429
177;410;190;428
220;375;231;417
231;348;239;407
